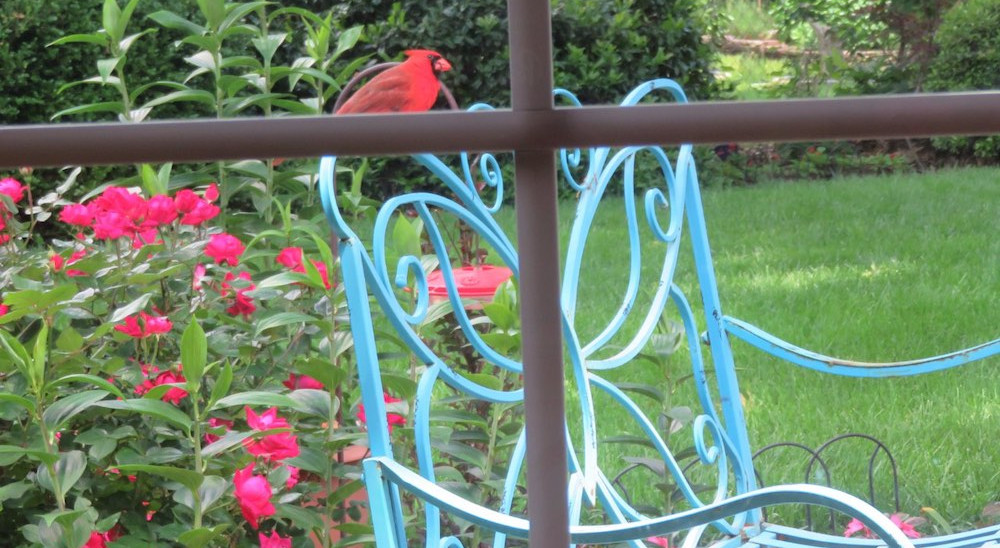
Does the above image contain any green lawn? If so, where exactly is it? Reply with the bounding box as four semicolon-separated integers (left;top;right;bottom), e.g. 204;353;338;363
691;167;999;528
496;166;998;529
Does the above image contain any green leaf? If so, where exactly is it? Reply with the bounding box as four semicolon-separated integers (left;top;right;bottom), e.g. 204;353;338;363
140;164;165;196
0;445;60;466
0;393;36;414
37;451;87;499
102;0;124;42
288;389;334;419
274;503;327;533
613;382;665;403
200;430;258;458
252;33;286;64
295;357;347;390
174;475;228;513
181;320;207;390
196;0;225;30
209;391;301;412
0;481;33;504
50;374;125;400
141;89;216;109
437;441;488;470
97;58;120;83
148;10;206;35
431;408;489;428
335;26;363;57
285;446;330;474
55;328;84;353
207;361;233;409
0;329;31;375
119;28;155;54
3;284;77;312
177;525;229;548
96;399;193;433
255;271;314;290
113;464;203;494
42;390;108;431
50;102;125;120
29;322;48;390
109;293;152;323
254;312;317;336
47;33;109;47
482;302;518;331
392;215;422;260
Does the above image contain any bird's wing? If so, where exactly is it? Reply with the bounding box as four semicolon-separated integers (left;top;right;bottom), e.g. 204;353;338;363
336;69;415;114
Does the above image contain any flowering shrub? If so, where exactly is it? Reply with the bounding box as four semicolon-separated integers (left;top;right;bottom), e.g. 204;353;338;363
843;513;924;539
0;174;378;546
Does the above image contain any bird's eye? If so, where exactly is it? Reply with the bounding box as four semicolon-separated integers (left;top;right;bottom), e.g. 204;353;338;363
428;54;438;62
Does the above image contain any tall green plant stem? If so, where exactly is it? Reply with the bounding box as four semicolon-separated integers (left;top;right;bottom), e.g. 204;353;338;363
189;396;206;529
32;318;67;511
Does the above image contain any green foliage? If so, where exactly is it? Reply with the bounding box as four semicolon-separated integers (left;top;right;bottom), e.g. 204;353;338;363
857;0;957;92
336;0;717;108
711;0;777;39
695;141;912;187
0;0;195;124
926;0;1000;160
926;0;1000;92
767;0;889;51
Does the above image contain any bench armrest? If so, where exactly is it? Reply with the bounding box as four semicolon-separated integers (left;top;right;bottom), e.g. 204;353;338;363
365;456;917;547
724;316;1000;378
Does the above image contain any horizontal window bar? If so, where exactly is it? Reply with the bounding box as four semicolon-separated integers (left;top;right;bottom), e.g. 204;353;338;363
2;92;999;169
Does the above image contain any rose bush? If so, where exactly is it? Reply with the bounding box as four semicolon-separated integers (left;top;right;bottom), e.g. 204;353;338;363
0;174;384;547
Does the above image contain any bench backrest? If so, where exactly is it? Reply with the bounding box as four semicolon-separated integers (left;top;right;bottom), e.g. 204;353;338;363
319;79;762;546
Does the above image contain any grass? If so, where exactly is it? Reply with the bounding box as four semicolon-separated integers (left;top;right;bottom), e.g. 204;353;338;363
689;167;999;528
493;166;999;529
714;0;776;40
362;164;997;532
715;53;791;100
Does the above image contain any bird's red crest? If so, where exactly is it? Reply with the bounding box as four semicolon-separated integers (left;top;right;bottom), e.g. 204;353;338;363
404;49;452;73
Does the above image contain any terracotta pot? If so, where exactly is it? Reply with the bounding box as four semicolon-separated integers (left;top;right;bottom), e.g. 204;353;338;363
305;444;370;546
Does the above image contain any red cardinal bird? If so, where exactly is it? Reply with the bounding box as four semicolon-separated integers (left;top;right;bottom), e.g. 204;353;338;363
336;49;452;114
272;50;450;165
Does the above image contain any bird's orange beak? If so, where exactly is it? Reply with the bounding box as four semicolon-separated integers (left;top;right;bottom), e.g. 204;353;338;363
434;57;452;73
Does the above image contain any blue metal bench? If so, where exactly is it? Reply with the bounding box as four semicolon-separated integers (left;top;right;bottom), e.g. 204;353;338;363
319;79;1000;547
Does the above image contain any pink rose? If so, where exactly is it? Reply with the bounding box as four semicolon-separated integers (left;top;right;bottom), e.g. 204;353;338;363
204;182;219;202
234;464;275;530
175;188;219;225
258;531;291;548
92;210;130;240
222;271;255;318
282;373;324;390
357;392;407;433
204;417;234;445
145;194;178;226
244;407;299;462
0;177;25;204
276;247;332;289
275;247;303;269
115;312;172;338
204;233;244;266
59;204;93;227
285;465;299;489
133;366;188;405
192;263;207;291
92;187;147;222
179;199;220;226
83;531;107;548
